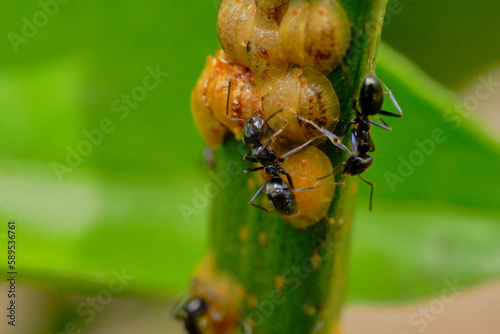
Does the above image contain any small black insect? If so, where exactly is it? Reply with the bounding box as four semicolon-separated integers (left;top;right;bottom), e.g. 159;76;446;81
173;298;208;334
226;76;323;215
299;72;402;211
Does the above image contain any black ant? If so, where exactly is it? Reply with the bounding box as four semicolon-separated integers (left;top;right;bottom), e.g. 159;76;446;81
298;71;402;211
171;297;208;334
226;76;325;215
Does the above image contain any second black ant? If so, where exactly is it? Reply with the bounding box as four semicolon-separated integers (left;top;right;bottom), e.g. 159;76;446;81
299;70;402;211
171;296;208;334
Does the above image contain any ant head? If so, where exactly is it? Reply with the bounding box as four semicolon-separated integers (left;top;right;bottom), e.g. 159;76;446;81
242;115;265;147
183;298;208;319
359;74;384;116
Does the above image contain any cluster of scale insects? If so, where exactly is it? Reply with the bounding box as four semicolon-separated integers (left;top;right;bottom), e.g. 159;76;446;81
181;0;403;332
175;71;403;334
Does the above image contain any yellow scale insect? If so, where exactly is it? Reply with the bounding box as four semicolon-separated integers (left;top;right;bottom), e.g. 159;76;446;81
185;0;355;333
192;0;353;228
191;50;262;149
225;82;339;227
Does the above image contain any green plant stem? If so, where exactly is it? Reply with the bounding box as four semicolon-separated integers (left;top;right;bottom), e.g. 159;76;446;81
210;1;388;333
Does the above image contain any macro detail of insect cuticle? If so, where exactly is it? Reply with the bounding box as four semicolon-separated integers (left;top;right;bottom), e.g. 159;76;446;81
184;0;394;333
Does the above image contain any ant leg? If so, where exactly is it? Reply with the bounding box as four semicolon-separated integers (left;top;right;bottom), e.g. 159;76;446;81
297;117;352;155
358;174;374;211
339;119;356;139
225;76;245;122
244;166;264;174
279;136;322;160
249;181;270;213
369;134;376;152
369;118;392;131
379;81;403;117
316;162;345;181
280;171;295;190
243;150;258;163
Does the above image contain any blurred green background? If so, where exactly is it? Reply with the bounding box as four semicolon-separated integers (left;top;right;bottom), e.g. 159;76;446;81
1;0;500;333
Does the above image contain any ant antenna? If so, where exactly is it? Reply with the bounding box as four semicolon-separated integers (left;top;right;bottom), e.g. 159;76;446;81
262;108;285;129
296;116;351;154
226;76;245;122
168;293;190;319
358;174;374;211
316;162;345;181
293;180;344;193
369;55;376;73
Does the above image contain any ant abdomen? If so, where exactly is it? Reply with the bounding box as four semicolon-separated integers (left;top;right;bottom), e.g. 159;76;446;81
266;176;298;216
359;73;384;115
342;155;373;176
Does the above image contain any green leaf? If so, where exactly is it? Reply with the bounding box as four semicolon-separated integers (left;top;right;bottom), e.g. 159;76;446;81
1;23;499;305
349;201;500;302
1;159;206;296
381;0;500;88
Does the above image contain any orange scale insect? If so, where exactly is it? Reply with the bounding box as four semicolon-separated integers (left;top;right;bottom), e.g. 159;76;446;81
279;0;351;74
262;67;307;149
218;0;257;68
261;66;340;150
191;50;262;148
246;4;288;96
191;54;228;148
173;256;246;334
204;50;261;136
257;145;337;228
297;67;341;138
